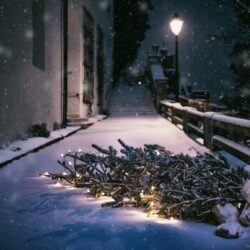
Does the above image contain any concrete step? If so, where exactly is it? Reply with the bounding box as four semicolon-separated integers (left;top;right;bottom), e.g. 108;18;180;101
67;117;88;123
67;113;80;119
109;84;156;116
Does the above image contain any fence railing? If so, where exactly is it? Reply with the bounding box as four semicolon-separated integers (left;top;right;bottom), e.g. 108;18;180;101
160;100;250;164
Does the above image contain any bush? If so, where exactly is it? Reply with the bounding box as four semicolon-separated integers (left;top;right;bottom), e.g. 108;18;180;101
28;123;50;138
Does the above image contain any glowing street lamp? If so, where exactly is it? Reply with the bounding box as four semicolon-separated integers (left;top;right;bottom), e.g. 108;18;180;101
170;13;183;101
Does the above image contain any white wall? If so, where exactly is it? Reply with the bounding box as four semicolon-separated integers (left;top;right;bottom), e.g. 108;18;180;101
68;0;113;117
0;0;63;147
0;0;114;147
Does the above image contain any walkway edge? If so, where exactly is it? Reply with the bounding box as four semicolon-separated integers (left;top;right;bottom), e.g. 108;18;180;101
0;127;82;169
0;115;107;168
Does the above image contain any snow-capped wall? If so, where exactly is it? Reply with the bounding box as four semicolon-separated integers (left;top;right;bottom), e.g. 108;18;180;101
0;0;63;147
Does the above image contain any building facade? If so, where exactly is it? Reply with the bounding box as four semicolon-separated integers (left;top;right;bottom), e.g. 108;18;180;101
0;0;113;147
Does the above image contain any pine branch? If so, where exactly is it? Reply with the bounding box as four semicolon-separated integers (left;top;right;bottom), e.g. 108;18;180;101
42;140;249;224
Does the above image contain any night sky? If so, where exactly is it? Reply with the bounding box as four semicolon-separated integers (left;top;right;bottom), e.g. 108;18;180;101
136;0;235;103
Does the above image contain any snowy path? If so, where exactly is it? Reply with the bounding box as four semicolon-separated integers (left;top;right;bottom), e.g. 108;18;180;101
0;116;249;250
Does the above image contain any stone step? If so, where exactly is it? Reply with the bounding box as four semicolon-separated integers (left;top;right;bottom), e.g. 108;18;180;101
67;113;80;119
67;117;88;123
109;84;156;116
67;121;94;128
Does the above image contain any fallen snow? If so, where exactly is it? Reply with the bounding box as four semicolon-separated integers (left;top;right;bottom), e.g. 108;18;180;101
213;114;250;128
0;116;249;250
216;221;243;238
151;64;166;81
213;135;250;158
0;127;81;166
213;203;239;223
243;180;250;203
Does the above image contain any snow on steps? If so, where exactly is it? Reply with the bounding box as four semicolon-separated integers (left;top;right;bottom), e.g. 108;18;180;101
109;84;157;116
67;115;107;127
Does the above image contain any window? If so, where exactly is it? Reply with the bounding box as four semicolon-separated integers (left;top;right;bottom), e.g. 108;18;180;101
97;27;104;110
82;8;94;106
32;0;45;70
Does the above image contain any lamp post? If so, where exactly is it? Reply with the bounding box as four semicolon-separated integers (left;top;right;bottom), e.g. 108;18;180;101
170;13;183;101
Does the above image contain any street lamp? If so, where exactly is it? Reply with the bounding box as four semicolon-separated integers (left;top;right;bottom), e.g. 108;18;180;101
170;13;183;101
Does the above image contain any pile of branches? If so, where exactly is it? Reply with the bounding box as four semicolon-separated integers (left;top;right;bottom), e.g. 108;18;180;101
43;139;249;224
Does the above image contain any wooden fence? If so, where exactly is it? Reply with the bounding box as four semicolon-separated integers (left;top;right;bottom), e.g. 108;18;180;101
160;100;250;164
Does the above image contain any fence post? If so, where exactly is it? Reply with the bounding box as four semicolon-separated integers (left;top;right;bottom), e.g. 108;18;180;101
182;107;191;133
204;112;216;149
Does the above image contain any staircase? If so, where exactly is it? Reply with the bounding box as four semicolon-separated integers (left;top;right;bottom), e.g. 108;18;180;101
109;84;157;116
67;114;89;127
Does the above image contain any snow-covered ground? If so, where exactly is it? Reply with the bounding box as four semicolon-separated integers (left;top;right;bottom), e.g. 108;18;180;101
0;116;249;250
0;127;81;166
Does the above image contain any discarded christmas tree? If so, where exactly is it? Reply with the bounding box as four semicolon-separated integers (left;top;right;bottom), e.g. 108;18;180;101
42;139;249;225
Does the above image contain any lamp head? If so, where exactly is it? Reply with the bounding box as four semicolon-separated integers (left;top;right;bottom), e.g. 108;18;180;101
170;13;183;36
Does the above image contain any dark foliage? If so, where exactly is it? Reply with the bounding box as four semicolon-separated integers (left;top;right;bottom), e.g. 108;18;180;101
28;123;50;138
113;0;152;83
217;0;250;109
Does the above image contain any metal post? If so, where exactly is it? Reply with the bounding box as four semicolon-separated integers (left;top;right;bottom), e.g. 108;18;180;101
62;0;68;127
175;35;179;101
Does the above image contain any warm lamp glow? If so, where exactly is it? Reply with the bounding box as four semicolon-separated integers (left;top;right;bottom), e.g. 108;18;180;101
170;13;183;36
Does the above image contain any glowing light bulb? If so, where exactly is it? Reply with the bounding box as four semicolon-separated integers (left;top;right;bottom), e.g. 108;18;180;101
78;148;82;152
62;172;67;176
140;190;144;198
68;161;72;166
151;186;155;191
170;14;183;36
60;153;64;157
101;192;105;196
169;216;174;220
76;172;80;177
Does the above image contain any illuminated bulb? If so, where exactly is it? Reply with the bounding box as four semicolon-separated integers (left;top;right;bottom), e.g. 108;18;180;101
78;148;82;152
151;186;155;191
62;172;68;176
60;153;64;157
101;192;105;196
68;161;72;166
43;172;49;176
140;190;144;198
170;14;183;36
237;203;241;209
76;172;80;177
170;216;174;220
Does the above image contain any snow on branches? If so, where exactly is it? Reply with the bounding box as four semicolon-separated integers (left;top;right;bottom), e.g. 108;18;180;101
41;139;250;238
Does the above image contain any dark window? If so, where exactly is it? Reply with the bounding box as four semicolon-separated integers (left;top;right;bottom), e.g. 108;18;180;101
32;0;45;70
97;27;104;111
82;8;94;108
